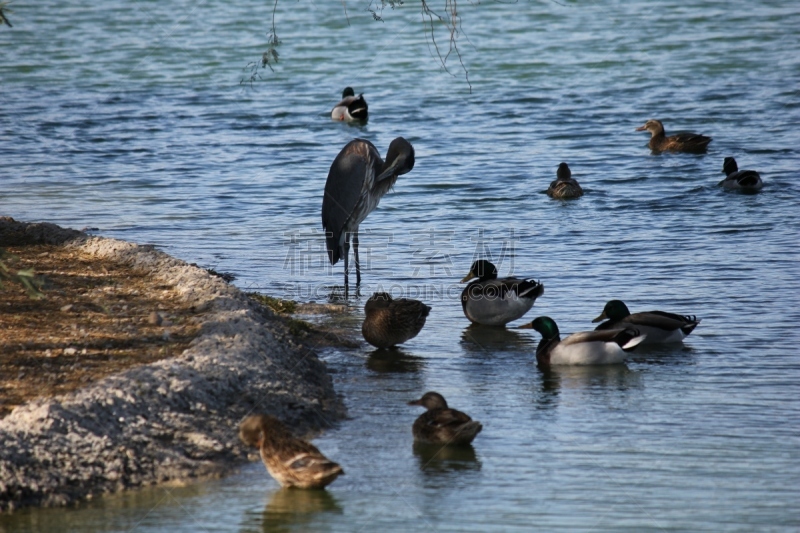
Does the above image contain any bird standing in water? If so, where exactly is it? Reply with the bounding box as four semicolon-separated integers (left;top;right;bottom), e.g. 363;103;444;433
239;414;343;489
322;137;415;290
362;292;431;349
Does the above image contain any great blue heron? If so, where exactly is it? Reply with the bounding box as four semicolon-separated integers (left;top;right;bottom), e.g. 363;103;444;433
322;137;415;288
331;87;368;122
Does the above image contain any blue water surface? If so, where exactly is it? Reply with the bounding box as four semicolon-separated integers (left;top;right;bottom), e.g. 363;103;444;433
1;1;799;531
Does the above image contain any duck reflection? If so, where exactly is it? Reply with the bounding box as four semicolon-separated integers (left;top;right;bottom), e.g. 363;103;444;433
460;324;535;356
626;343;697;365
365;348;425;373
412;442;482;474
261;488;342;533
534;364;643;410
534;367;562;410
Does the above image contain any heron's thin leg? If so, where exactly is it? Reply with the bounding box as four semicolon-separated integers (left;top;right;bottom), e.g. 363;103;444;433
343;236;350;290
353;229;361;287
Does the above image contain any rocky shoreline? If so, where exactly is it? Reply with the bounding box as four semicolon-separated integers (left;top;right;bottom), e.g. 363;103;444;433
0;219;346;512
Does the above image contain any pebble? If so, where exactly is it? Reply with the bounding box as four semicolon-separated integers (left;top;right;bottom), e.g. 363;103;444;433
148;311;163;326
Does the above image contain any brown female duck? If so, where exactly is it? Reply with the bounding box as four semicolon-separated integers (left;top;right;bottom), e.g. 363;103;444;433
547;162;584;199
408;392;482;446
239;414;343;489
719;157;763;192
362;292;431;349
636;119;712;153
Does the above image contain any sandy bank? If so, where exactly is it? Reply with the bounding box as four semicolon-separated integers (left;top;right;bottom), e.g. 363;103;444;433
0;218;346;512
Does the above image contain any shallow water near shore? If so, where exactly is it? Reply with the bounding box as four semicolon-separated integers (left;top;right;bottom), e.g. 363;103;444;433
2;0;800;531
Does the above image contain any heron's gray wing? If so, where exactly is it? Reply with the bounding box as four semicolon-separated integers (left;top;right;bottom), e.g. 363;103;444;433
321;139;379;263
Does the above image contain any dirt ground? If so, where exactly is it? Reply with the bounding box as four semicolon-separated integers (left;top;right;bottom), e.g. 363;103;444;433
0;243;205;418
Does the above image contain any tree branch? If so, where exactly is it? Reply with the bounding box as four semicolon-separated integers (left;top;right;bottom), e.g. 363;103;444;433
244;0;476;92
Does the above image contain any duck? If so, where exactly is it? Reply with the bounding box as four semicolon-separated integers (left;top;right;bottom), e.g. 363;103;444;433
362;292;431;349
239;414;343;489
330;87;368;122
520;316;646;366
460;259;544;326
592;299;700;344
719;157;763;192
636;119;712;153
547;162;584;199
408;392;483;446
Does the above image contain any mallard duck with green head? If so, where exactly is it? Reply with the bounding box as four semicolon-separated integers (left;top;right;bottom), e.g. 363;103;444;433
719;157;763;192
331;87;368;122
547;162;584;199
362;292;431;349
239;414;344;489
408;392;482;446
460;259;544;327
592;299;700;344
636;119;712;153
520;316;646;366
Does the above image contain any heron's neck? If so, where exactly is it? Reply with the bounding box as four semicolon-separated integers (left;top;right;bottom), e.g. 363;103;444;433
374;171;398;194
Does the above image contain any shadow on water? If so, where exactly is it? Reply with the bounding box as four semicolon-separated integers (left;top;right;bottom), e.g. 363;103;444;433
412;442;482;475
459;325;536;356
366;348;426;373
260;489;342;533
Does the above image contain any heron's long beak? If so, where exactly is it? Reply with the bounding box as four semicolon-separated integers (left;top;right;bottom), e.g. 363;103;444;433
591;311;607;323
376;159;402;182
460;269;476;283
517;322;534;329
635;125;647;131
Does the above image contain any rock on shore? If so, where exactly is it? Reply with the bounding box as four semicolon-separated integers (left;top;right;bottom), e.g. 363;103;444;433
0;218;345;512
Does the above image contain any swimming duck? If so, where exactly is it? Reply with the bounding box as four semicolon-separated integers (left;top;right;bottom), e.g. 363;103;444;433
547;162;584;199
520;316;646;366
408;392;483;446
592;299;700;344
362;292;431;349
460;259;544;327
239;414;343;489
636;119;712;153
330;87;368;122
719;157;763;192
